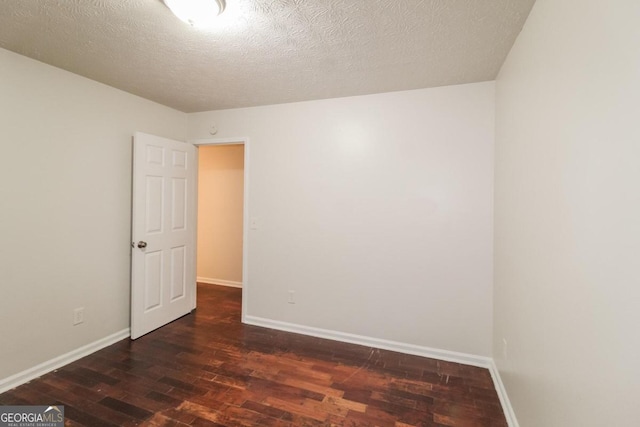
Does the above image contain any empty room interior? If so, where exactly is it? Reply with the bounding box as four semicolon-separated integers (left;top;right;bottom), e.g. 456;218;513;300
0;0;638;426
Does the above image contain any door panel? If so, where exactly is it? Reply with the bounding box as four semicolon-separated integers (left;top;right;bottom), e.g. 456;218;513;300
146;176;164;233
131;132;196;339
144;251;163;311
172;178;187;230
170;245;186;301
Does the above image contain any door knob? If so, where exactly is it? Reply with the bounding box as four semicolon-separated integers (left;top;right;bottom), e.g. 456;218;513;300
137;241;147;249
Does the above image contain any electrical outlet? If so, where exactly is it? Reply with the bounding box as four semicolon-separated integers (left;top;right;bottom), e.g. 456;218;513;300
502;338;508;360
73;307;85;325
288;290;295;304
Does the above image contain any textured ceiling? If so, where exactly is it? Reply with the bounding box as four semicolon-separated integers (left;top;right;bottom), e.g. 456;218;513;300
0;0;536;113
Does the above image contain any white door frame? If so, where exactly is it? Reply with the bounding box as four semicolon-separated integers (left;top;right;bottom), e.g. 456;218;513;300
190;137;250;323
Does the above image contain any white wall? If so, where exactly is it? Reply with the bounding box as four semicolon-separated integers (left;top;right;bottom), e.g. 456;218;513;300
0;48;187;380
494;0;640;425
197;145;244;285
189;82;495;356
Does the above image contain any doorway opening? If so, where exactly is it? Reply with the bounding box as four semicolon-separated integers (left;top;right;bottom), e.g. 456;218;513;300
193;138;249;322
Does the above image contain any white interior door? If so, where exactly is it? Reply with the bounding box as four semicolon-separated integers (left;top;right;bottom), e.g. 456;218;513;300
131;132;197;339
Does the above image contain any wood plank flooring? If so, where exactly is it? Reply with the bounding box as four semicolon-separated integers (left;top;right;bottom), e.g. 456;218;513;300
0;284;507;426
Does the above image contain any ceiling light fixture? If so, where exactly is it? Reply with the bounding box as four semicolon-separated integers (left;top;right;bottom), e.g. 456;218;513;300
163;0;226;28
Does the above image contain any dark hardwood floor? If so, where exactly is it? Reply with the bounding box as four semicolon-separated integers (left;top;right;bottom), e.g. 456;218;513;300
0;284;507;426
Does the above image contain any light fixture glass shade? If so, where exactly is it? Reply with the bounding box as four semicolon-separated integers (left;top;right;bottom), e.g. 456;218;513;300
163;0;225;28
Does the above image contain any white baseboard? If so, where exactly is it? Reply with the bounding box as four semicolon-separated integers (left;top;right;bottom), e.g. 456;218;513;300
488;360;519;427
244;315;492;368
0;328;130;394
0;319;518;427
244;316;518;425
197;277;242;288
